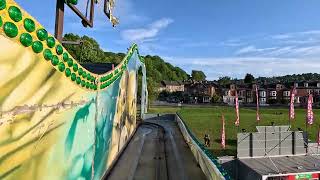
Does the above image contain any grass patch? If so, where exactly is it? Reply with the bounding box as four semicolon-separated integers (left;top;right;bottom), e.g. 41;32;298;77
177;106;320;156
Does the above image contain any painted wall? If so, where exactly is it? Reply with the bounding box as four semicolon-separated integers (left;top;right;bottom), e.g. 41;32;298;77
0;0;147;179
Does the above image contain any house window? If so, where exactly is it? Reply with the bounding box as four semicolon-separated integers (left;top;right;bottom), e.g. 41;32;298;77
259;98;266;103
317;83;320;88
259;91;266;97
283;91;290;97
269;91;276;96
304;83;308;87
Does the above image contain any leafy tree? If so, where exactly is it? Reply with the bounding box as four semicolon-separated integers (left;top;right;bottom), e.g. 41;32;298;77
244;73;255;84
217;76;231;86
211;94;222;103
191;70;206;81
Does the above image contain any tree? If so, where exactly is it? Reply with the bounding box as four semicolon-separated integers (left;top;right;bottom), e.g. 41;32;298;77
191;70;206;81
244;73;255;84
211;94;222;103
217;76;231;86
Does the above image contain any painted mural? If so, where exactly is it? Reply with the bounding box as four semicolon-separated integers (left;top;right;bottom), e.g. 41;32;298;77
0;0;147;179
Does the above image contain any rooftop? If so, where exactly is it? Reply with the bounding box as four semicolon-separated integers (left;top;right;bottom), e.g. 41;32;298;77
239;155;320;176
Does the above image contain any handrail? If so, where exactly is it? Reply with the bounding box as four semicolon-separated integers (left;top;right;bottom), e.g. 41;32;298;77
176;113;232;180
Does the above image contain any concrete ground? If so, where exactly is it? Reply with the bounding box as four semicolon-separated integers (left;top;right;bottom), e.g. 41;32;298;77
105;114;206;180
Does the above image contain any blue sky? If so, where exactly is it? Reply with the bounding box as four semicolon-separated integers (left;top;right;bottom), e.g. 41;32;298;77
15;0;320;80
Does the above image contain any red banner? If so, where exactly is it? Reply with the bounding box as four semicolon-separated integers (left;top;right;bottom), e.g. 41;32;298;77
221;114;226;149
235;91;240;126
307;94;314;125
256;85;260;121
289;88;296;120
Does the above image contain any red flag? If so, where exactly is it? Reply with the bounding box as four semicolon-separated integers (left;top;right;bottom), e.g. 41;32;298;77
235;91;240;126
317;128;320;146
255;85;260;121
307;94;314;125
289;87;296;120
221;114;226;149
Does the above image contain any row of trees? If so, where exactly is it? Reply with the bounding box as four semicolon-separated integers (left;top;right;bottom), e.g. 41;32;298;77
218;72;320;87
217;73;255;86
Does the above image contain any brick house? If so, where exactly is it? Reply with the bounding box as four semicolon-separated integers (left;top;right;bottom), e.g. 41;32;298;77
223;81;320;105
184;81;219;103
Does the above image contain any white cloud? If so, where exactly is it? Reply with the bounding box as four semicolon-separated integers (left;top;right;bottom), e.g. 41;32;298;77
120;18;174;42
235;45;320;57
235;45;278;55
162;56;320;80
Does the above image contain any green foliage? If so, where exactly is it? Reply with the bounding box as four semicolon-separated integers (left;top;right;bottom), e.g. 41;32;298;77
244;73;255;84
217;76;231;86
211;94;222;103
63;33;189;102
256;73;320;83
144;55;189;83
63;33;125;64
191;70;206;81
267;98;278;104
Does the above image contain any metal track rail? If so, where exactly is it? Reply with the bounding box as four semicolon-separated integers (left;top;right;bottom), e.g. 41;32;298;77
103;122;169;180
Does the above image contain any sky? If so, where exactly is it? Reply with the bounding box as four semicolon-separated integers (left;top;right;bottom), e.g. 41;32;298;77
15;0;320;80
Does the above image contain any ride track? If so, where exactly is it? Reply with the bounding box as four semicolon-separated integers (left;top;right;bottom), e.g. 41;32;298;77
105;115;208;180
104;122;169;180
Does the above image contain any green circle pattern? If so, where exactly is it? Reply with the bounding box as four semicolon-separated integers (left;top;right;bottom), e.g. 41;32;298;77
24;18;35;32
68;0;78;5
3;22;18;38
76;77;81;84
0;16;2;27
51;55;59;66
78;68;83;75
71;73;76;81
32;41;43;53
20;33;33;47
58;62;65;72
63;52;69;62
67;58;73;67
56;44;63;55
81;80;85;87
8;6;22;22
46;37;55;48
36;28;48;41
0;0;6;10
73;63;78;72
65;68;71;77
43;49;53;60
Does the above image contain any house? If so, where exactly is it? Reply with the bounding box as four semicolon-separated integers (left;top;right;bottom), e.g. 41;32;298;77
184;81;219;103
158;80;184;93
258;88;267;105
223;81;320;105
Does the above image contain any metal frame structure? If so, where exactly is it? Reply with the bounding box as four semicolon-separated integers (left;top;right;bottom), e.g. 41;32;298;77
54;0;96;42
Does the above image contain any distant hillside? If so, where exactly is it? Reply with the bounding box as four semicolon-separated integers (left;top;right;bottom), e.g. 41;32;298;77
63;33;190;100
256;73;320;83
